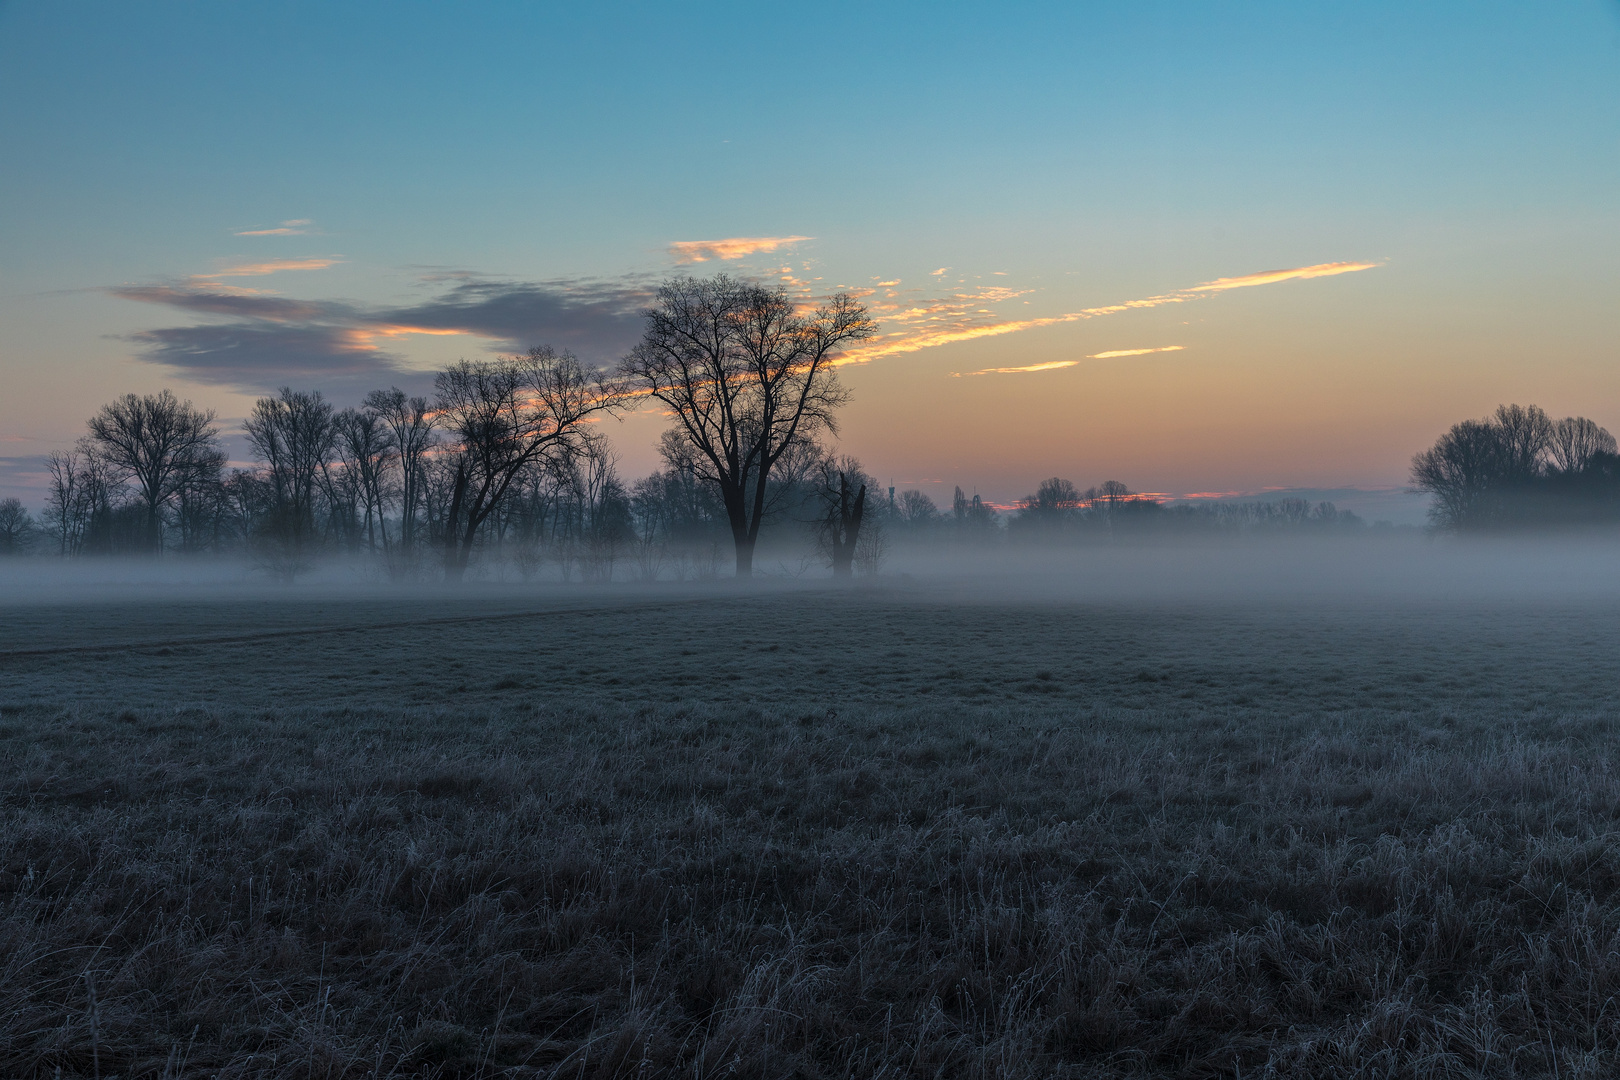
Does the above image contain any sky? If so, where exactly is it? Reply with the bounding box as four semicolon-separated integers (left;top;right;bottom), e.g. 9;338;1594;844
2;1;1617;520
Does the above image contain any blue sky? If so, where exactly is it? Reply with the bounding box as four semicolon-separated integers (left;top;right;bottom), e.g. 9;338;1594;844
2;1;1617;515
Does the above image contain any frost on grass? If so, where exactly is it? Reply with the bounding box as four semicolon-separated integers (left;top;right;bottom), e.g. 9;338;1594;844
2;582;1620;1076
2;697;1620;1078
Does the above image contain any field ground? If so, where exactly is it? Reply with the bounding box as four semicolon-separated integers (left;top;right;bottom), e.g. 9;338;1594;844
5;552;1620;1077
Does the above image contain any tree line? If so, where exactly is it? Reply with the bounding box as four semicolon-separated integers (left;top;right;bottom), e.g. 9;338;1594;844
3;276;890;578
1410;404;1620;530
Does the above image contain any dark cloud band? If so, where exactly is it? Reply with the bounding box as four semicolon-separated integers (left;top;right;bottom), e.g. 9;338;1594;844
111;276;654;392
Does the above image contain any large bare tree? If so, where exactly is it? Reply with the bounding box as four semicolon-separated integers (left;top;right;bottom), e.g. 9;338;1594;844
621;276;876;576
1411;404;1568;529
86;390;220;552
435;346;627;580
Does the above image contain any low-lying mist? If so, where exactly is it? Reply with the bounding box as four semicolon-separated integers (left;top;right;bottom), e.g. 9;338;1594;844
4;531;1619;611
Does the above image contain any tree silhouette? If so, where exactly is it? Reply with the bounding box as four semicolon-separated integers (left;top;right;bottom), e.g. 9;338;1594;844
86;390;220;553
434;347;627;581
622;276;876;576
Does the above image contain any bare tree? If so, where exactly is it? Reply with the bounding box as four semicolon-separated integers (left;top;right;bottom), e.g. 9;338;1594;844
1491;403;1553;481
814;455;881;578
1548;416;1617;475
170;445;227;553
824;474;867;578
364;388;436;554
1411;418;1513;529
245;388;337;553
1084;479;1135;539
622;275;877;576
1088;479;1133;508
952;486;998;540
0;498;33;554
1018;477;1083;533
1411;404;1571;529
574;434;632;582
334;407;398;551
43;449;86;556
897;489;939;528
435;346;627;581
856;514;889;575
86;390;220;552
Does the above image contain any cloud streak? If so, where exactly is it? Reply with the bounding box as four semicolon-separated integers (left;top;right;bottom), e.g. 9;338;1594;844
1089;345;1185;359
235;219;316;236
954;360;1079;377
1187;261;1380;292
207;257;342;277
668;235;812;264
953;346;1186;377
835;261;1379;368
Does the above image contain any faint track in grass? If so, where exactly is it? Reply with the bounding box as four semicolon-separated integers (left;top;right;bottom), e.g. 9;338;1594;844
0;595;722;660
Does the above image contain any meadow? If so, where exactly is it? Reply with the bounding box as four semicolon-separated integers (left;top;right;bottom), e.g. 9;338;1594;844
4;543;1620;1077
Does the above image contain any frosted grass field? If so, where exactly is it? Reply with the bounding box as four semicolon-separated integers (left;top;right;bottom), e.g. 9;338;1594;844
4;541;1620;1077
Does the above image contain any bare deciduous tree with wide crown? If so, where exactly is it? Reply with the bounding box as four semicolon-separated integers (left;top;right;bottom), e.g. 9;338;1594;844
621;275;876;577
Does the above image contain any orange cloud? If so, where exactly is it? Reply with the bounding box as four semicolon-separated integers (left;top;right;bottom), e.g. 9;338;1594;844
340;324;472;349
831;260;1379;369
235;219;316;236
953;359;1080;377
953;345;1185;376
668;235;812;264
206;257;341;277
835;298;1191;367
1088;345;1185;359
1188;261;1380;292
179;282;278;296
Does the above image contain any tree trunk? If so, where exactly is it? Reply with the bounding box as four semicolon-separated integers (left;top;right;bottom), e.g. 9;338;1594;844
830;475;866;579
722;480;754;578
145;500;163;555
443;464;469;582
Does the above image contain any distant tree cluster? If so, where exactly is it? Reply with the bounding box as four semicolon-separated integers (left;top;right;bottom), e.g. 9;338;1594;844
1411;404;1619;530
998;478;1367;540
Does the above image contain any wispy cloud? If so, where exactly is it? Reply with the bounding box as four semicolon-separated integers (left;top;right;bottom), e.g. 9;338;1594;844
1187;261;1380;292
954;360;1079;377
955;344;1188;376
234;218;316;236
668;235;812;264
1089;345;1185;359
835;261;1380;368
112;286;334;322
206;257;342;277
